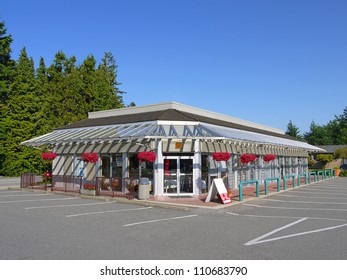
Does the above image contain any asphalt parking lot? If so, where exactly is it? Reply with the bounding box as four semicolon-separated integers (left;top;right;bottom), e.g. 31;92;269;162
0;177;346;259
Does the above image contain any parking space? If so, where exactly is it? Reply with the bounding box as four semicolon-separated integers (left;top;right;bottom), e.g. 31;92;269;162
225;178;347;249
0;189;193;225
1;178;346;259
0;189;201;259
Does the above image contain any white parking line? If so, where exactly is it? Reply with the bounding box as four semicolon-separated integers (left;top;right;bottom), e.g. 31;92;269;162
244;218;347;246
226;212;346;222
290;190;347;196
273;193;347;200
0;191;26;194
244;203;347;212
123;214;198;227
0;193;52;198
66;207;152;218
307;186;347;190
264;198;347;205
26;201;114;210
244;218;308;245
0;197;79;204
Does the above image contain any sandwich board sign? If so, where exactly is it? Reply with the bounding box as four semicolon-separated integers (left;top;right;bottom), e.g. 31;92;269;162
205;178;232;204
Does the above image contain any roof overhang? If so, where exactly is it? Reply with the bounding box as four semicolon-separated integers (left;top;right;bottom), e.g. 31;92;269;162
21;120;325;152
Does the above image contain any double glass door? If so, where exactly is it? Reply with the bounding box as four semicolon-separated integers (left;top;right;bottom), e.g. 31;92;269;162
164;156;193;195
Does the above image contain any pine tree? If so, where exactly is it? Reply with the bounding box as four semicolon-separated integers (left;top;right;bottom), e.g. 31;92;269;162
0;20;14;174
35;57;49;135
40;51;70;131
94;52;124;110
285;120;302;140
3;48;43;176
304;121;332;145
331;106;347;144
80;55;97;113
1;45;125;175
0;20;14;104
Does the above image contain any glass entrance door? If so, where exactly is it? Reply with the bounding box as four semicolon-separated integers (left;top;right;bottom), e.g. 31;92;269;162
164;156;193;195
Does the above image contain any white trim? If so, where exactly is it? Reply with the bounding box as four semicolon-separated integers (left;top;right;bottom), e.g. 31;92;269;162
157;120;199;126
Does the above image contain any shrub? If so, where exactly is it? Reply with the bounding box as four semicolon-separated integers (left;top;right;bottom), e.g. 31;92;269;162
334;147;347;159
316;154;334;168
339;170;347;177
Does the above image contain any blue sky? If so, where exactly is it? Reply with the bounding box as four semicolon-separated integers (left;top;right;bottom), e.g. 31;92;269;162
2;0;347;133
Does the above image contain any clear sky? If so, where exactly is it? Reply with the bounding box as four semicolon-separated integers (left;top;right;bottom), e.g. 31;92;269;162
1;0;346;133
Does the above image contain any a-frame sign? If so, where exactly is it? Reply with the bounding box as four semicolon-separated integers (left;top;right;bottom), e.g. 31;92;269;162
205;178;232;204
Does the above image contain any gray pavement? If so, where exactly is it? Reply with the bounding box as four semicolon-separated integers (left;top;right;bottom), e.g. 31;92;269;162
0;177;20;190
0;177;346;259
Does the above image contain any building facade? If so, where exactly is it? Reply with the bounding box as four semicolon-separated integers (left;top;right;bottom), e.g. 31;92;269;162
22;102;324;196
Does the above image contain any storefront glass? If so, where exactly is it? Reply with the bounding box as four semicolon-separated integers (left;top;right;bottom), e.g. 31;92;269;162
163;156;193;195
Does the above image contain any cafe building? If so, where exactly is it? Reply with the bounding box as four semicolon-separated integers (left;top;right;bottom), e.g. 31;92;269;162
21;102;324;196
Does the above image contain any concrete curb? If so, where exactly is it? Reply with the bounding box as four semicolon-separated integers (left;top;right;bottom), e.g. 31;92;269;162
1;177;340;211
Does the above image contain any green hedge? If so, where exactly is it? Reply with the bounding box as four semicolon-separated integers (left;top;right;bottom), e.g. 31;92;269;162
339;170;347;177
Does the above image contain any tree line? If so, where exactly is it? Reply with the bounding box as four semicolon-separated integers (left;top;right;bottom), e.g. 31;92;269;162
1;17;346;177
0;20;125;176
285;107;347;145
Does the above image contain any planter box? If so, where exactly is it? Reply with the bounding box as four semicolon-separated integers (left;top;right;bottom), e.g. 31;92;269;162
80;189;96;196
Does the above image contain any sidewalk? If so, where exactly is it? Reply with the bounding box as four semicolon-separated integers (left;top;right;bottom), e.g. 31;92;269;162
1;176;327;210
141;176;336;210
142;182;285;209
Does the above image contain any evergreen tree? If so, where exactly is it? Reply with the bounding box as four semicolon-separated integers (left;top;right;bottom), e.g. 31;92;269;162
304;121;332;145
1;44;125;175
3;48;43;176
0;20;14;104
285;120;302;140
0;20;14;174
40;51;125;131
94;52;124;110
80;55;97;113
326;119;347;144
41;51;71;131
127;102;136;107
331;106;347;144
35;57;49;135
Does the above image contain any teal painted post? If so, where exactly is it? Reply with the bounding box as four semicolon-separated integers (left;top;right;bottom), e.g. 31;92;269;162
308;172;316;183
255;180;260;197
297;173;307;186
264;177;280;194
238;180;260;201
283;175;295;190
317;170;324;181
277;178;280;192
264;180;268;195
325;169;332;178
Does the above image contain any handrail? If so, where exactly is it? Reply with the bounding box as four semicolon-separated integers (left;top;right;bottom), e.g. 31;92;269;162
238;180;260;201
264;177;280;194
283;175;295;190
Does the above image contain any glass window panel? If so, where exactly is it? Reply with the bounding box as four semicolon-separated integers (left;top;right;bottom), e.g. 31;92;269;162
111;154;123;178
101;156;111;178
